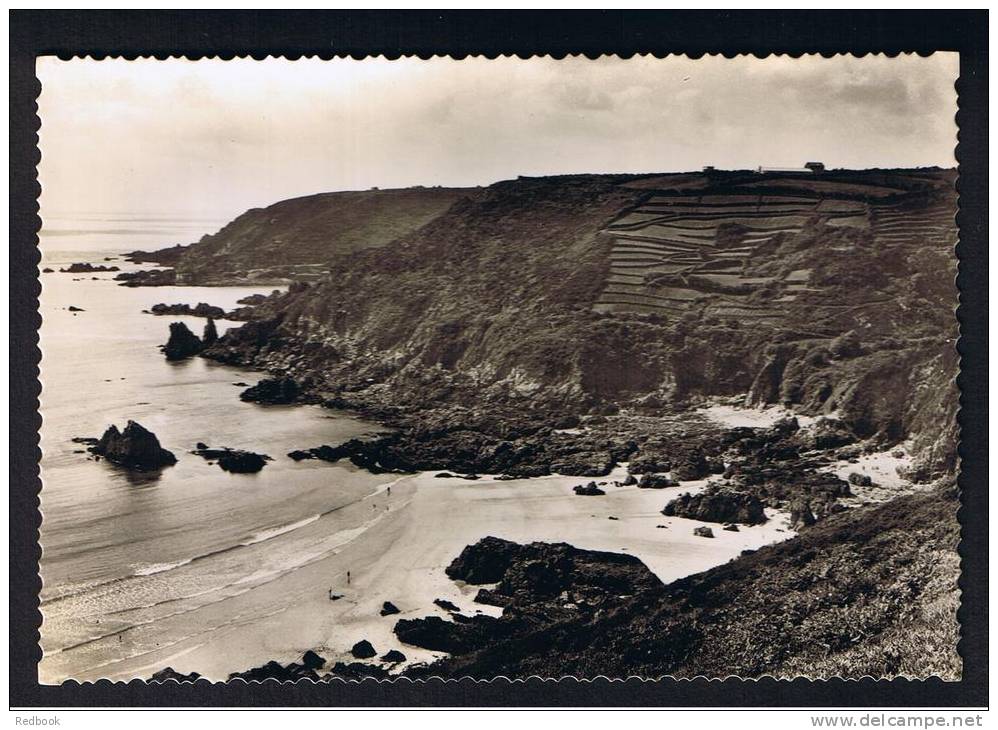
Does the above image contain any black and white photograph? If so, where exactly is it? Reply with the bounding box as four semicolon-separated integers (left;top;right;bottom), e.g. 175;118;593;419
31;50;965;686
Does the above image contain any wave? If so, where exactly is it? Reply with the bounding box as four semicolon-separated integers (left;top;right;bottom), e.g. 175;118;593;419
240;514;321;547
132;558;195;576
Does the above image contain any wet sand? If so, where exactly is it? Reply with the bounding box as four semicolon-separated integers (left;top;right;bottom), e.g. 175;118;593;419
89;467;794;681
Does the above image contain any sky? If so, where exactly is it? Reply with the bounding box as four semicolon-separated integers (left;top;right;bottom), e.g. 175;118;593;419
37;54;959;221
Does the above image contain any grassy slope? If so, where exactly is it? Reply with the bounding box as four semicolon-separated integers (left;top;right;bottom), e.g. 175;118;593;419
176;187;468;283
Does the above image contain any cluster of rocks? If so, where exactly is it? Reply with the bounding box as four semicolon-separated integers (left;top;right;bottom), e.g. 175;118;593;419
125;244;189;267
59;262;119;273
395;537;664;662
88;421;177;471
192;444;271;473
149;302;228;319
662;484;767;525
114;269;177;287
239;376;301;405
162;320;218;361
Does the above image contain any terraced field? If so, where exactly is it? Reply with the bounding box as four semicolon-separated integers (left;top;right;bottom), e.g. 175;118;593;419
594;169;957;324
594;191;870;320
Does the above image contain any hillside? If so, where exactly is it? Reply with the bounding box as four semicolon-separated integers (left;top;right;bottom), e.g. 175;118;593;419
181;167;962;680
201;168;958;480
173;186;469;284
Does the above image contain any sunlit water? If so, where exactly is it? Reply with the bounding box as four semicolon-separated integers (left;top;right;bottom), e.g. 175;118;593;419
37;217;389;683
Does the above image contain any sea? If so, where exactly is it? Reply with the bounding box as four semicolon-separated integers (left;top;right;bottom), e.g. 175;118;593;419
36;213;390;683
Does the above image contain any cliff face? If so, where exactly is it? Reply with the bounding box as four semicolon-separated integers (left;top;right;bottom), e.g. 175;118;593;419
200;169;958;477
175;187;468;284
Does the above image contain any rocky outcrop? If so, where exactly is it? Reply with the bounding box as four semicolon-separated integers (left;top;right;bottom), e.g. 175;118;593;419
193;446;270;473
202;318;219;346
125;244;189;266
573;481;605;496
402;486;959;680
150;667;201;682
350;640;377;659
150;302;227;319
662;486;767;525
239;376;300;405
638;473;678;489
91;421;177;470
397;538;664;658
114;268;177;287
59;262;119;273
162;322;203;361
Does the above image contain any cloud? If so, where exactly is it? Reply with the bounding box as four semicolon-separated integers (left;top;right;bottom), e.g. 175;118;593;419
36;53;958;220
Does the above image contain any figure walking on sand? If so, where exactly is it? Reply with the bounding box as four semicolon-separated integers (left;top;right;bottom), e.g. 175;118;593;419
347;570;351;585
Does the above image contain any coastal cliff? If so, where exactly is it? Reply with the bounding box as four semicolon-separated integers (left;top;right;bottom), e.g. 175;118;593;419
154;169;960;680
173;186;468;285
197;169;958;480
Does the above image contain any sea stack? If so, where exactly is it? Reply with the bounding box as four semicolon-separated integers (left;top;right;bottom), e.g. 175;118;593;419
91;421;177;470
162;322;203;361
202;317;219;346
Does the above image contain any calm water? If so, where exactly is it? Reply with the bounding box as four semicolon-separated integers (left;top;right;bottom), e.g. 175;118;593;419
38;217;388;683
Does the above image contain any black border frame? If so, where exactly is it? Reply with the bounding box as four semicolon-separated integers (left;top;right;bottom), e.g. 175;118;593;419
9;9;988;708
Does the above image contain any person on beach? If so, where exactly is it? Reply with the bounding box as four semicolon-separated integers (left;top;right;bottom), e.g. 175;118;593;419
387;486;391;496
347;570;351;585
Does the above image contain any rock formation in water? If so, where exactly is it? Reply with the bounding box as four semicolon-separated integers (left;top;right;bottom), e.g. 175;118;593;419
192;446;270;473
202;317;219;346
239;376;300;404
59;262;119;273
91;421;177;470
162;322;203;361
114;269;177;287
150;302;228;319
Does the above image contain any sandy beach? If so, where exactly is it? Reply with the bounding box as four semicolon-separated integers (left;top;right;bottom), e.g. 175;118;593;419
74;465;794;681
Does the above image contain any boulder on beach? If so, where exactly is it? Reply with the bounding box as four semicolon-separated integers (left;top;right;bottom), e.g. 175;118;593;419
434;598;460;613
789;497;817;529
622;474;638;486
638;473;678;489
380;649;406;664
693;526;715;539
380;601;401;616
150;667;201;683
350;640;377;659
301;650;326;671
573;481;605;496
848;472;874;487
662;486;767;525
162;321;203;361
445;536;524;585
239;376;300;404
91;421;177;471
67;305;85;312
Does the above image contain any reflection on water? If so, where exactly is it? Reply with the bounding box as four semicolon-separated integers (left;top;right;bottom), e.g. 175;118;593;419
37;223;387;683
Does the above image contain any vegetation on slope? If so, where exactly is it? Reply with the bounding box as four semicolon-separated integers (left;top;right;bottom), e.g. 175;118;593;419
414;484;960;680
175;186;468;284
